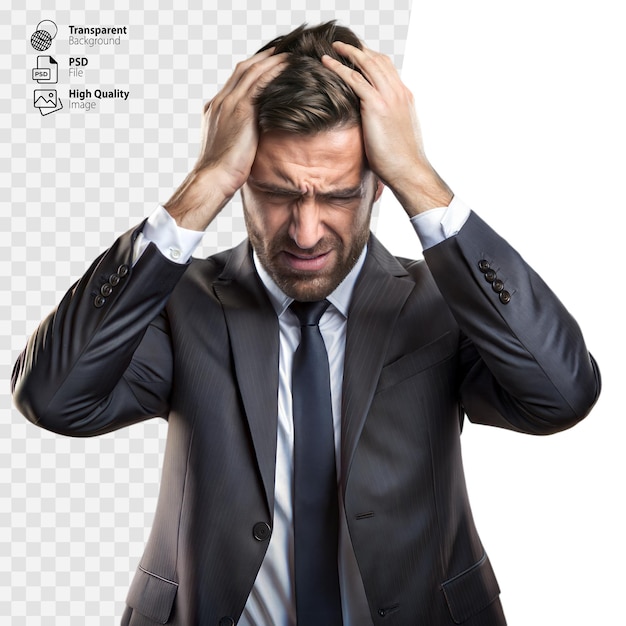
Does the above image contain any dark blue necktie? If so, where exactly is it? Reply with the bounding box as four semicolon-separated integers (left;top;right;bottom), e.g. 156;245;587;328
290;300;343;625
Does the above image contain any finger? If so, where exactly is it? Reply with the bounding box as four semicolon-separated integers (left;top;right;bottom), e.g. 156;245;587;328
329;41;397;92
245;52;290;93
220;46;278;94
321;53;376;99
204;52;288;130
332;41;389;68
217;52;289;107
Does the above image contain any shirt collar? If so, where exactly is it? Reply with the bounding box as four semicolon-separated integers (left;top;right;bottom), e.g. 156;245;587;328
253;244;368;319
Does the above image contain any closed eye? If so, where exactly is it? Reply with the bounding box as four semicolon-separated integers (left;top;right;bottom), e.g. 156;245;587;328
262;190;301;202
248;178;365;205
324;194;363;204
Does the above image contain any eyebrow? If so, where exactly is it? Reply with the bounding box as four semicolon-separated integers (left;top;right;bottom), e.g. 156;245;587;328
247;177;366;199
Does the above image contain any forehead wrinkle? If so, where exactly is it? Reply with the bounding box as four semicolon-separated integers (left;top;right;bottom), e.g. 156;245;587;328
264;160;368;195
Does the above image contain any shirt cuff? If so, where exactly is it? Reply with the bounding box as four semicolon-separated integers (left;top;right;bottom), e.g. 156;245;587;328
409;196;472;250
133;205;205;264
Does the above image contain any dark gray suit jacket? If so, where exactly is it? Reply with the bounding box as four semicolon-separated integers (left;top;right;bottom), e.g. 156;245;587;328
12;212;600;626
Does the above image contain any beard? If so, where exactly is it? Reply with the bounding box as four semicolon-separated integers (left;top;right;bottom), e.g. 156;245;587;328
245;214;371;302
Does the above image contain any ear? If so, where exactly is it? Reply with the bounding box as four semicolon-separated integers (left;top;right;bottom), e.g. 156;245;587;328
374;179;385;202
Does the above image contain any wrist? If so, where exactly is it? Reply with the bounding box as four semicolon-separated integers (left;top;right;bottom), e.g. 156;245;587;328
390;165;453;217
164;168;234;231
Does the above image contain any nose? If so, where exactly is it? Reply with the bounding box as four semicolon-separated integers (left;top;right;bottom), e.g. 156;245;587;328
288;199;324;250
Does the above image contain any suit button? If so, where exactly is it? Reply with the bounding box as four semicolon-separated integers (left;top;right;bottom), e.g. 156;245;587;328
492;278;504;293
100;283;113;297
484;269;497;283
94;295;106;308
109;273;120;286
252;522;271;542
218;618;234;626
499;290;511;304
478;259;491;272
117;264;129;277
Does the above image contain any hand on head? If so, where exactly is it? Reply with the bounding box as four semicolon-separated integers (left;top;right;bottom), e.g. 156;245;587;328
322;41;452;215
164;48;288;230
164;23;452;233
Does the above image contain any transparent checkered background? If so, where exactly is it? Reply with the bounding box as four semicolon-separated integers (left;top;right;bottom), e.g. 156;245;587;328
1;1;411;622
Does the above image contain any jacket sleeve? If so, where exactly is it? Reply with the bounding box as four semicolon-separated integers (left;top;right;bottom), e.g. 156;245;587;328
423;211;601;434
11;224;189;437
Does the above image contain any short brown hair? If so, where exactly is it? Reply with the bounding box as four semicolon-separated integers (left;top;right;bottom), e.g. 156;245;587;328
255;22;364;134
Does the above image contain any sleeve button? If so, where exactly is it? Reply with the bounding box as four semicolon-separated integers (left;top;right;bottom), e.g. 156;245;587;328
117;264;129;277
484;269;497;283
94;295;106;308
492;279;504;293
100;283;113;297
499;290;511;304
478;259;491;272
109;273;120;286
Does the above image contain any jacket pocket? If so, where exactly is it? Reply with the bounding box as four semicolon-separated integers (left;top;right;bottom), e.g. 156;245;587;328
441;553;500;624
376;331;456;393
126;565;178;624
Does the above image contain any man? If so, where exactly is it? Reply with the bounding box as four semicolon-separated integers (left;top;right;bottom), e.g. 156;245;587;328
12;22;600;626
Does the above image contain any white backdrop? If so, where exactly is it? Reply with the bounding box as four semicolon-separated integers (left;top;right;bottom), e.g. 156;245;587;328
376;1;624;624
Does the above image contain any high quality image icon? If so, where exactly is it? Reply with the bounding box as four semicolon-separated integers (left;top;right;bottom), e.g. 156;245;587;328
33;89;63;116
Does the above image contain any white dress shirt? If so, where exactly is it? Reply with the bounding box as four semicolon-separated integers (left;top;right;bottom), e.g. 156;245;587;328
135;197;470;625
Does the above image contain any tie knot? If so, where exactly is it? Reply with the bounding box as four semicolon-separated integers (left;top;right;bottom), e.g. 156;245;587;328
290;300;330;327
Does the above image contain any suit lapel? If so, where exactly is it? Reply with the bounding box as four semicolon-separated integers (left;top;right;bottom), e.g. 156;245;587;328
211;236;414;506
213;240;279;515
341;235;415;489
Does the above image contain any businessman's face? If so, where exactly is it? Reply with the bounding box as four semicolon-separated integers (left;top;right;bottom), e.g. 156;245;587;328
242;126;383;301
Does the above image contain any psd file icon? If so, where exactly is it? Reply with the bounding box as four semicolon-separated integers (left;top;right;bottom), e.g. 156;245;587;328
33;89;63;116
32;56;58;84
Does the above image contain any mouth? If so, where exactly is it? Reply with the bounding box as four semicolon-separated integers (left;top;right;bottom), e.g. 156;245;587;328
281;250;333;272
